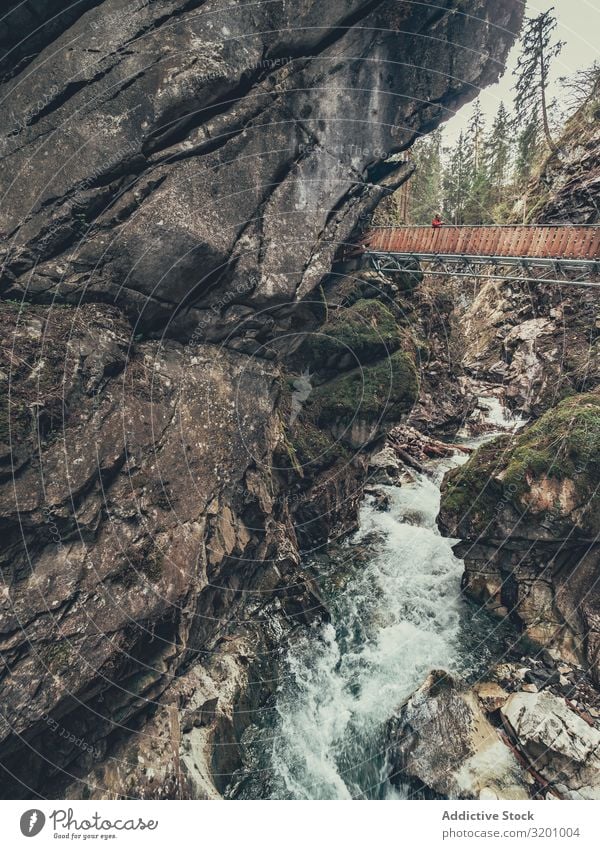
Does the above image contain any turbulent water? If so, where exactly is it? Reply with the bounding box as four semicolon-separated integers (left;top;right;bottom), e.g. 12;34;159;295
230;399;523;801
265;454;502;800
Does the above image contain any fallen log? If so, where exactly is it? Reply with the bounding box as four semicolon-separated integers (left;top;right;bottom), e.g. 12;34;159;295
394;446;425;474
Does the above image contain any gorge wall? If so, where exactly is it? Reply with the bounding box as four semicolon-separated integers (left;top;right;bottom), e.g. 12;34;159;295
385;86;600;802
439;90;600;681
0;1;523;798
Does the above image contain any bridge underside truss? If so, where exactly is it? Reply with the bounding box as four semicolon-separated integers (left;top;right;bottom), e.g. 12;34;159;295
367;252;600;288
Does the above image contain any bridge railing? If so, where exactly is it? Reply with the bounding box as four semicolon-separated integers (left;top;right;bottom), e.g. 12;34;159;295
360;225;600;261
365;223;600;228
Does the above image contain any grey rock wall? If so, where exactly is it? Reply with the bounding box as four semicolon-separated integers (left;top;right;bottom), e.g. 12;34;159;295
0;0;522;798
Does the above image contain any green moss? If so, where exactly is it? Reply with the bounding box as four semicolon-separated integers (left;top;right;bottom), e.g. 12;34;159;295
442;435;510;525
441;393;600;531
502;393;600;498
291;415;348;467
309;350;418;427
277;372;351;474
306;299;401;366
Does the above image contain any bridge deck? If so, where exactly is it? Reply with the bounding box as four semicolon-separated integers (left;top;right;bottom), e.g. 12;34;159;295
360;226;600;262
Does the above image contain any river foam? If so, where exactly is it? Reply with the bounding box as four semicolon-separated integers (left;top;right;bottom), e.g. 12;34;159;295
269;450;503;799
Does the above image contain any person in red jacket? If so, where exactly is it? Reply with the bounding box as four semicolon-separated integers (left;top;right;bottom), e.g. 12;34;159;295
432;214;443;229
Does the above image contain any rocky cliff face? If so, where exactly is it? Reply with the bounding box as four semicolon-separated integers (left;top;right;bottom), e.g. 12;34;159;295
532;84;600;225
0;0;522;340
438;87;600;682
460;279;600;416
439;393;600;681
0;1;523;798
459;89;600;416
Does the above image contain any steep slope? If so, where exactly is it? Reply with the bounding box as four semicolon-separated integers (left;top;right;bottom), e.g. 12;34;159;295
0;1;522;798
459;90;600;414
440;89;600;675
532;83;600;225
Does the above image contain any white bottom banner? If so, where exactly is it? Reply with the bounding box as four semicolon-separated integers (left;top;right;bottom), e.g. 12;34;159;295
2;800;599;849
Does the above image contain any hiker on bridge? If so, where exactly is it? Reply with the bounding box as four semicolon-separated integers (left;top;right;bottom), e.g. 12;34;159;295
432;214;444;229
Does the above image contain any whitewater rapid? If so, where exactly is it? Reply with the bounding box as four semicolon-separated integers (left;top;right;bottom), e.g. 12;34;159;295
228;397;524;800
268;452;491;799
269;386;531;801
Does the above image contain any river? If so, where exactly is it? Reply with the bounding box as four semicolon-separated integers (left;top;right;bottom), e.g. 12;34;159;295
231;398;523;800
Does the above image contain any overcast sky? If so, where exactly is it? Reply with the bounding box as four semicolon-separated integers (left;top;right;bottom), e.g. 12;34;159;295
443;0;600;143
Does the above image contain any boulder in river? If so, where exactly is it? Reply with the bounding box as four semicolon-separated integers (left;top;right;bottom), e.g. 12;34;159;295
387;671;532;800
500;691;600;800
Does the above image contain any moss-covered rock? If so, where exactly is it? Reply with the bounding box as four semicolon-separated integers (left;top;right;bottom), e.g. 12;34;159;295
502;393;600;498
440;392;600;537
440;435;511;531
308;350;418;446
276;377;342;476
440;393;600;680
303;299;402;370
290;416;349;468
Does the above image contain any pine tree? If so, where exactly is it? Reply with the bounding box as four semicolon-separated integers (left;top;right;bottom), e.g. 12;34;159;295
513;7;564;152
442;132;473;224
485;102;512;210
515;112;542;189
468;99;486;172
512;111;544;221
406;130;443;223
462;100;492;223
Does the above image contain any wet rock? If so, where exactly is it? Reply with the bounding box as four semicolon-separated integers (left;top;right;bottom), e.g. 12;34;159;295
388;671;531;800
500;691;600;799
473;682;509;713
364;486;392;512
492;663;529;686
368;447;403;486
525;669;560;690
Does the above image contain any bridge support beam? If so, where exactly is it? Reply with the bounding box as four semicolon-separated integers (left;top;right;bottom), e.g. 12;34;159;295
366;252;600;288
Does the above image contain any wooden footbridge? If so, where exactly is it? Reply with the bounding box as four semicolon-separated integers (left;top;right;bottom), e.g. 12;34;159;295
350;225;600;287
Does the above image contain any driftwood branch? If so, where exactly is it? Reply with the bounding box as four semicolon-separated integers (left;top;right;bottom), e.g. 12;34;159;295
387;425;473;471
